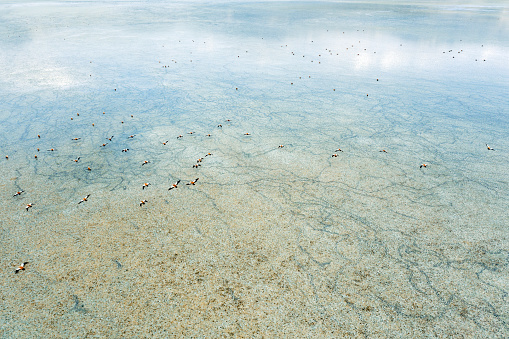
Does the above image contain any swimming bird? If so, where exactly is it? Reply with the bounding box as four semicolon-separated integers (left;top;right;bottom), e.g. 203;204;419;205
486;144;495;151
13;190;24;197
168;180;181;190
142;183;151;189
78;194;90;204
142;160;150;166
25;203;34;211
15;262;28;274
186;178;199;185
140;199;148;206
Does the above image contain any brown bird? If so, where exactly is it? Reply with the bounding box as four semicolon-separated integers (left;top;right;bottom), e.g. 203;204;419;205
78;194;90;204
87;167;92;171
380;149;387;153
168;180;180;190
186;178;199;185
15;262;29;274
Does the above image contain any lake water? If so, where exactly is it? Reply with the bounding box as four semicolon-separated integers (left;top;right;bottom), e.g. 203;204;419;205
1;1;508;337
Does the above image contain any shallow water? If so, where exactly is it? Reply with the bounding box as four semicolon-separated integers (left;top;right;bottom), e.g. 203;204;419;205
1;1;508;337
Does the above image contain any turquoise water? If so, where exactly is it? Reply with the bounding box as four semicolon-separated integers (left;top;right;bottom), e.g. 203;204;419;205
1;1;508;337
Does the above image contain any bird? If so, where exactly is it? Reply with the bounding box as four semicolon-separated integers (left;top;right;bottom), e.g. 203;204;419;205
168;180;181;190
25;203;34;211
142;183;151;189
141;160;150;166
15;262;29;274
128;135;136;139
420;163;427;168
78;194;90;204
244;133;251;136
73;157;81;163
161;140;169;145
177;135;183;139
121;148;129;152
380;149;388;153
335;148;343;152
107;136;114;141
205;153;213;157
72;138;81;141
486;144;495;151
100;143;108;147
140;199;148;206
87;167;92;171
47;148;56;152
278;145;284;148
332;154;338;157
13;190;24;197
193;164;201;168
186;178;199;185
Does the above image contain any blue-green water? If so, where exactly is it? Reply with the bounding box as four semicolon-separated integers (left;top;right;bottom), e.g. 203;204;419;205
1;1;508;337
